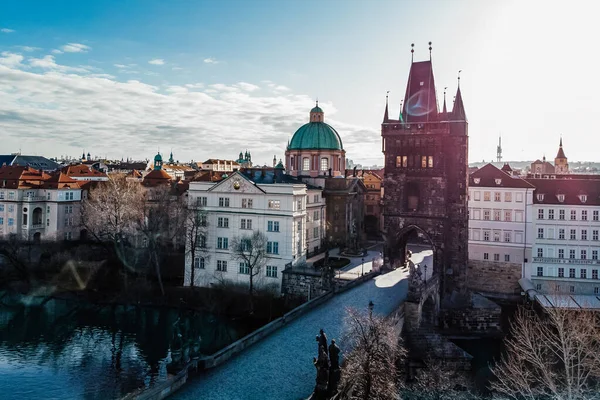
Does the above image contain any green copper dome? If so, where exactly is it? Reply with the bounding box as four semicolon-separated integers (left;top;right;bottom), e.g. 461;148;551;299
289;122;343;150
310;105;323;113
154;153;162;161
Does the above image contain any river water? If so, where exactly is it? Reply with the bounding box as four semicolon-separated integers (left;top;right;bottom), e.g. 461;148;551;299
0;294;245;400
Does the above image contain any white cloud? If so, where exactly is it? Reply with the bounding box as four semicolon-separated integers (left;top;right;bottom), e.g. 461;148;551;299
0;63;380;166
148;59;165;65
203;57;219;64
266;82;290;92
172;66;184;71
60;43;91;53
52;49;63;54
1;28;15;33
0;52;24;68
29;55;89;73
18;46;40;52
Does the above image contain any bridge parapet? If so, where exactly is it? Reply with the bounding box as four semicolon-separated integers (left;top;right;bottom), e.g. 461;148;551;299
404;274;440;332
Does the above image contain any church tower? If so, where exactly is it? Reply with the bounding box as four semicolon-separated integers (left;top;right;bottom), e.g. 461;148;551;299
381;44;468;293
554;137;568;174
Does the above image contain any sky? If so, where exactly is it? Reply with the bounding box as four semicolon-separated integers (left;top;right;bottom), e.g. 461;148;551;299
1;0;599;166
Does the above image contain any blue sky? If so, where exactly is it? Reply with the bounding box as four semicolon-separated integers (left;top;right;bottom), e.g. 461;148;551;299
1;0;599;166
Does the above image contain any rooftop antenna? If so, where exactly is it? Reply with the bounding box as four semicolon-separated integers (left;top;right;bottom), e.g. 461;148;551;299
428;41;432;60
457;70;462;88
411;43;414;62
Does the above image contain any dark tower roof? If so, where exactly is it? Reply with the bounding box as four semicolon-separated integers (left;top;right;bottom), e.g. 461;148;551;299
556;138;566;159
452;86;467;121
402;60;439;123
383;95;389;122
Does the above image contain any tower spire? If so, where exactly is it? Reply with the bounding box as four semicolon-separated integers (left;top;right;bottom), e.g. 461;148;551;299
383;91;389;122
452;72;466;121
497;135;502;163
442;87;448;114
428;41;432;61
410;43;414;63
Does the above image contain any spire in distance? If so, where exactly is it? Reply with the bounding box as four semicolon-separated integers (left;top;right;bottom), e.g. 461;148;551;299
383;91;389;122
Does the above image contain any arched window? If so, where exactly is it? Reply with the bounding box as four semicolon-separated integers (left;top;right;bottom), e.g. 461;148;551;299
320;157;329;171
303;157;310;171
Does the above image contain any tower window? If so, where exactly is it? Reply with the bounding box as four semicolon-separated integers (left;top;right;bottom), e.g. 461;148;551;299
320;157;329;171
428;156;433;168
303;157;310;171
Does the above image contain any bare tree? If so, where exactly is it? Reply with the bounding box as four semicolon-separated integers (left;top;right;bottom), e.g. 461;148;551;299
80;174;144;272
230;231;268;312
338;307;405;400
492;303;600;400
135;185;187;295
404;357;476;400
183;197;208;289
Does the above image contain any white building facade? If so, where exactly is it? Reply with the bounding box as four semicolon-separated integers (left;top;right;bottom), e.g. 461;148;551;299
183;171;324;293
524;178;600;296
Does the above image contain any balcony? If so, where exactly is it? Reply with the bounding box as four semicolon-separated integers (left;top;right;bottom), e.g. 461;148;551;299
533;257;600;266
23;196;46;202
22;224;45;230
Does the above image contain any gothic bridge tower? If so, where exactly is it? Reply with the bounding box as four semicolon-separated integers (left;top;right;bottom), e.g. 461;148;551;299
381;45;468;293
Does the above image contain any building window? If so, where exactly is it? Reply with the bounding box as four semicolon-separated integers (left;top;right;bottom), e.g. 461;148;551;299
493;210;501;221
558;249;564;259
580;195;588;203
581;269;587;279
571;210;576;220
537;267;543;277
593;270;598;280
483;192;490;201
593;230;599;241
64;232;72;240
395;156;402;167
196;196;207;207
582;210;588;221
0;217;3;225
420;156;427;168
314;210;320;220
536;284;542;291
494;192;501;202
217;217;229;228
217;237;229;250
428;156;433;168
242;198;253;208
483;231;490;241
537;228;544;239
559;229;565;240
537;248;543;257
493;253;500;261
219;197;230;207
504;211;512;221
268;200;281;210
46;218;50;226
474;191;481;201
559;209;565;220
217;260;228;272
593;210;599;221
569;268;576;278
7;192;14;200
194;257;205;269
239;262;250;275
296;199;303;211
558;268;565;278
267;221;280;232
504;232;511;242
241;219;252;230
483;210;490;220
537;194;544;202
505;192;512;202
8;205;14;213
581;250;587;260
595;287;599;295
483;253;489;260
516;193;523;202
267;241;279;254
266;265;278;278
593;250;598;260
569;249;576;259
538;209;544;219
320;157;329;171
548;209;554;220
504;254;510;262
570;229;576;240
569;286;575;294
303;158;310;171
582;230;588;241
555;284;561;292
494;231;500;242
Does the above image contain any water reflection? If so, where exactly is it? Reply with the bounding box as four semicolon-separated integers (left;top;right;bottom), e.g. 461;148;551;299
0;294;244;400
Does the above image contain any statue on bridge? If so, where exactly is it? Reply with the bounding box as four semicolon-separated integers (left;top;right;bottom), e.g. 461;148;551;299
313;346;330;400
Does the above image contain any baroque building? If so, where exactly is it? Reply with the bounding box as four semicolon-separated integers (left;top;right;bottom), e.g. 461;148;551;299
381;52;469;292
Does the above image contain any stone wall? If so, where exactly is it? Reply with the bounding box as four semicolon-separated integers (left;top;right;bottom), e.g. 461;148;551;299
282;269;329;301
466;259;521;295
440;294;502;335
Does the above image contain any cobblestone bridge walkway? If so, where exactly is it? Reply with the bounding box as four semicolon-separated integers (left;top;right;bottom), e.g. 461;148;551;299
172;247;432;400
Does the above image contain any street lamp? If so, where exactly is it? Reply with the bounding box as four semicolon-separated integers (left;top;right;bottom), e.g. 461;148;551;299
361;257;365;276
423;264;428;284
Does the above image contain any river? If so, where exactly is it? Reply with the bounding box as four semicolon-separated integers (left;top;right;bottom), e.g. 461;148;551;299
0;293;246;400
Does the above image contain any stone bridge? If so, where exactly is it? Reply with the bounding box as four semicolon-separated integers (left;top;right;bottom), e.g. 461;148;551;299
403;274;440;331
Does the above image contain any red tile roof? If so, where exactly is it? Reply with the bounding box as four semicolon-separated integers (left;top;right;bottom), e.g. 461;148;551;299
470;163;534;189
525;177;600;206
61;164;108;178
142;169;172;187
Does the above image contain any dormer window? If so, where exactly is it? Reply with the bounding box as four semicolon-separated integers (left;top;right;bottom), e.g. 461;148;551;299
557;194;565;203
537;194;545;202
579;195;588;203
473;178;480;185
495;178;502;185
